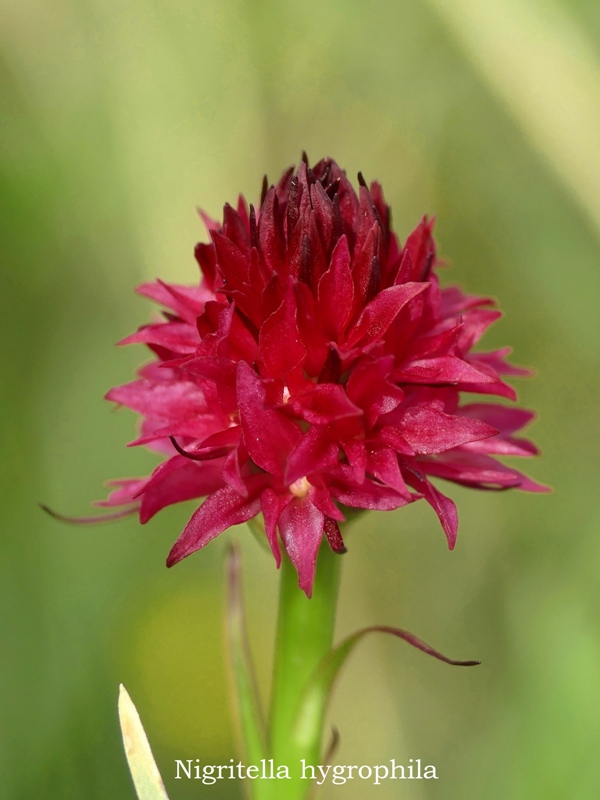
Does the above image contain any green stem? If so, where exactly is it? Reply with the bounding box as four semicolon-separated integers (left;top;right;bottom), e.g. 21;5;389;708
258;543;341;800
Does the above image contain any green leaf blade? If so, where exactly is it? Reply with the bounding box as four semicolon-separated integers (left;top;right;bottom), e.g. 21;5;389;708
225;543;268;765
118;684;170;800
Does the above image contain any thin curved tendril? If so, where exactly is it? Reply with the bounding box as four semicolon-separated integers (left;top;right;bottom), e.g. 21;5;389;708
39;503;138;525
169;436;231;462
355;625;481;666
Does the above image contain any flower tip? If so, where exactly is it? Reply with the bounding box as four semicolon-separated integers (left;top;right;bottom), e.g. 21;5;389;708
197;207;220;233
39;502;58;519
165;551;179;568
535;482;554;494
324;518;347;554
103;388;124;406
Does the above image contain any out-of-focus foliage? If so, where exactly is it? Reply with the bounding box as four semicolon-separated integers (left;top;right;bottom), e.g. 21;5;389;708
1;0;599;798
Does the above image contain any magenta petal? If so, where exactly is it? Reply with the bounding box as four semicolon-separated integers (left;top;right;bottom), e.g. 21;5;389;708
366;445;411;498
317;235;354;338
198;207;220;233
403;216;436;281
460;403;535;434
420;452;523;487
236;362;302;476
475;347;531;377
341;439;368;482
309;485;345;521
259;281;307;377
118;322;199;353
222;202;251;257
352;222;380;304
440;286;494;315
463;436;539;457
94;478;148;508
375;425;415;456
512;474;552;493
347;282;429;347
285;426;339;485
278;498;325;597
258;186;285;275
106;380;207;421
288;384;362;425
398;407;498;454
136;280;211;321
167;487;260;566
458;309;502;349
140;456;223;524
260;488;291;567
403;468;458;549
211;230;250;289
328;469;410;511
345;356;404;427
458;376;518;402
421;452;551;492
409;328;464;366
181;356;238;389
139;455;225;523
396;355;497;385
221;447;249;497
127;417;224;448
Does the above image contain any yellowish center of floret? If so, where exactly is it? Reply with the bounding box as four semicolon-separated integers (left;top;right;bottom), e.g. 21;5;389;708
289;476;310;497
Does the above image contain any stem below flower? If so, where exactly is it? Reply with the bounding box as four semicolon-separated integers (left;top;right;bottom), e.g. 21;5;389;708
258;542;341;800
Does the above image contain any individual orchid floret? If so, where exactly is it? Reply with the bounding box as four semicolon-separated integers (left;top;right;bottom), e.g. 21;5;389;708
99;156;548;596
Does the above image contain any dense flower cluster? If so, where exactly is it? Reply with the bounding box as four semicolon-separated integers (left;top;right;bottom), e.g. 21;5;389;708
100;157;546;595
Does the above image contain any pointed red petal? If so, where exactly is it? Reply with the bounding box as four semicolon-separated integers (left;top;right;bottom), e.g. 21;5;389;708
279;498;324;597
106;380;208;421
398;407;498;454
317;235;354;339
403;468;458;548
396;355;497;385
259;281;307;377
288;384;361;425
347;283;429;348
260;488;291;567
139;455;225;523
167;487;260;566
236;362;301;475
285;426;339;486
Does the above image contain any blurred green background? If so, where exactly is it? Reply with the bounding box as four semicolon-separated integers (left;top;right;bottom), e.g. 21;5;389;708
2;0;599;797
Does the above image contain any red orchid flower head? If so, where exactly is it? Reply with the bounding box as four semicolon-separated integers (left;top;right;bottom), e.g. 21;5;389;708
99;156;548;596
